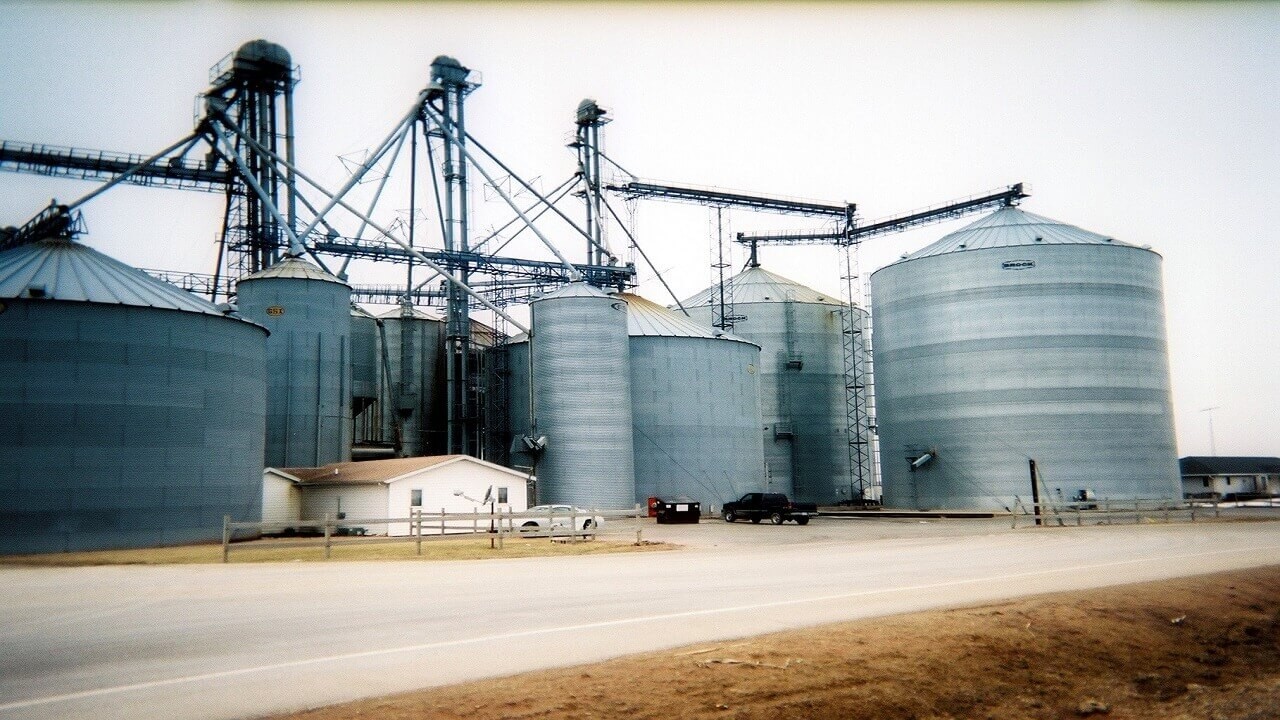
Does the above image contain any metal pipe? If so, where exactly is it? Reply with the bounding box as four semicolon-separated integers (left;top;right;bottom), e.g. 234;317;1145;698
209;114;529;333
407;175;578;295
294;99;421;245
338;123;412;278
284;82;298;245
204;121;306;256
65;132;203;212
601;194;683;313
421;105;583;280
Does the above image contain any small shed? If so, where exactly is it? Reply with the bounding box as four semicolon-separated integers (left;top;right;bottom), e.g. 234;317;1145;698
263;455;531;535
1180;457;1280;500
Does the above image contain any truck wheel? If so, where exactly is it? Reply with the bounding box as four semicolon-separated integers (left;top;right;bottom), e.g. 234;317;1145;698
770;512;784;525
723;510;736;523
795;516;810;526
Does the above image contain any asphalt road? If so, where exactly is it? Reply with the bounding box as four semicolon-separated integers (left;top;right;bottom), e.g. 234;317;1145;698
2;518;1279;720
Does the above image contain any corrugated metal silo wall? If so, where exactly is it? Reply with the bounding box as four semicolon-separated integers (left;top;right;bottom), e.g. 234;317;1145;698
486;340;531;470
631;336;765;508
237;277;352;468
0;301;267;553
531;295;635;508
688;301;851;504
350;312;378;405
378;317;445;457
871;244;1181;511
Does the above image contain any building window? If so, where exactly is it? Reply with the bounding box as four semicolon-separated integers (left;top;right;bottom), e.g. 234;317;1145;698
1226;478;1232;486
411;489;423;507
1203;479;1210;488
498;487;509;504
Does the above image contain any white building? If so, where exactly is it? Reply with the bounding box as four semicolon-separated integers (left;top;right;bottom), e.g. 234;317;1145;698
264;455;531;535
1179;456;1280;500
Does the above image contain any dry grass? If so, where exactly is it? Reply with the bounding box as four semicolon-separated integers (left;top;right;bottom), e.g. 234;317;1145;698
0;535;674;566
270;566;1280;720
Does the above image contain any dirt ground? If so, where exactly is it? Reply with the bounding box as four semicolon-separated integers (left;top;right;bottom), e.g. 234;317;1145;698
271;566;1280;720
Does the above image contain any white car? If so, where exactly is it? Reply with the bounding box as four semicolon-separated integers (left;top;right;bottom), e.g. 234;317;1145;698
518;505;604;532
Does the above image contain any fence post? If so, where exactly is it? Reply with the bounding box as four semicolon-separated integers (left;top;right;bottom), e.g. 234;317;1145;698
1011;500;1019;529
548;505;555;544
635;527;643;546
570;507;578;544
1076;506;1082;527
440;507;446;536
497;507;505;550
323;513;332;560
222;514;231;563
474;507;478;535
1191;501;1197;522
415;507;423;556
1214;500;1220;519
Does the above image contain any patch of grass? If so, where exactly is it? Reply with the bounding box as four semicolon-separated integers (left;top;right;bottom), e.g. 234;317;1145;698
0;536;675;566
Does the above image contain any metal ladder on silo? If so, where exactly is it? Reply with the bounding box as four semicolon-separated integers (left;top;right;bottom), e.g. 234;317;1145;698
839;240;876;505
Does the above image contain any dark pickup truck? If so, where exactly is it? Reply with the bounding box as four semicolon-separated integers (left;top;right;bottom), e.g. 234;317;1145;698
721;493;817;525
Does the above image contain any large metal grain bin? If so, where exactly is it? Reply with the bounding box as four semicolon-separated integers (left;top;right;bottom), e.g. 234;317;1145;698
530;283;635;508
377;305;446;457
0;238;267;553
871;207;1180;510
621;293;764;508
486;334;531;471
236;257;351;468
685;267;864;505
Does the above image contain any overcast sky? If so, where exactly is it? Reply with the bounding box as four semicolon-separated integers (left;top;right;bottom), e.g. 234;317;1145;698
1;1;1276;458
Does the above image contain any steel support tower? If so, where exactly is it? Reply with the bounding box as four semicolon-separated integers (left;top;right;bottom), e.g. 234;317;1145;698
426;56;480;456
205;40;299;276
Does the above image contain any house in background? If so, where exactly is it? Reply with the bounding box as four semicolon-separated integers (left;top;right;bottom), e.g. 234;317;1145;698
264;455;531;535
1179;457;1280;500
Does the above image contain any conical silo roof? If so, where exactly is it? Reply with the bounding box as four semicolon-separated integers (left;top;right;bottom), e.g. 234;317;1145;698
897;206;1134;262
682;266;844;308
377;305;441;321
0;237;226;315
533;281;612;302
240;256;349;286
617;292;756;346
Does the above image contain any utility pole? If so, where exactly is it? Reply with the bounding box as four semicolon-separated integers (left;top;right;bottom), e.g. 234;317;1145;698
1201;406;1221;456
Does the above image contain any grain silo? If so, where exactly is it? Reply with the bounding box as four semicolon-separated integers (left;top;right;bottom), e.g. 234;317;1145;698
376;304;446;457
0;238;267;553
621;293;765;507
350;304;391;459
530;282;635;508
685;267;862;505
236;256;351;468
486;334;531;471
871;206;1181;510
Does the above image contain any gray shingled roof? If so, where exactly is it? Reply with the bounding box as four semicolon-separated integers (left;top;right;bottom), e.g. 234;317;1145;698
0;237;227;315
682;266;844;308
899;206;1134;261
1180;457;1280;476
